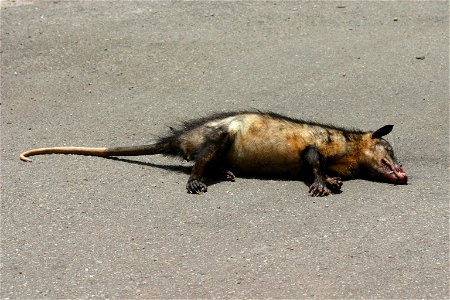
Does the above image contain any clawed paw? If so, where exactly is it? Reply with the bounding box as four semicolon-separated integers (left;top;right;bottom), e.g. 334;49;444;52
326;177;343;191
186;179;208;194
224;170;236;182
309;181;331;197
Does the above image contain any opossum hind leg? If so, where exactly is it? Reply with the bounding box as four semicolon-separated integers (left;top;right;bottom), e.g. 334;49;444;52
186;130;231;194
325;176;343;193
204;165;236;182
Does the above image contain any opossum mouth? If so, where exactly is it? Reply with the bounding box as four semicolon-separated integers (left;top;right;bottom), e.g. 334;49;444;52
381;159;408;184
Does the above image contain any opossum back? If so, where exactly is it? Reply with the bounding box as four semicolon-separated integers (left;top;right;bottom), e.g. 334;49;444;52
225;114;312;175
162;112;339;175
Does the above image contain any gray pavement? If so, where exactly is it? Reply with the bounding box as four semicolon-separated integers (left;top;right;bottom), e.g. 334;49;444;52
1;1;448;298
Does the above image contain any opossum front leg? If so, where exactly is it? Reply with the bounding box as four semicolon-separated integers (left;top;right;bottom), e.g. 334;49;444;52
186;131;229;194
304;147;334;197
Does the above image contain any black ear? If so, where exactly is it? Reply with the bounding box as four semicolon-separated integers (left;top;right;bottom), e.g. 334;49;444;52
372;125;394;139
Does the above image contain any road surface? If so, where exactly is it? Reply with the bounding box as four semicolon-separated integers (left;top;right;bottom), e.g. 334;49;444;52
1;1;448;298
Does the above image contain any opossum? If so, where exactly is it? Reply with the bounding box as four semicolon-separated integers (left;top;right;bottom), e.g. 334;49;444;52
19;111;408;196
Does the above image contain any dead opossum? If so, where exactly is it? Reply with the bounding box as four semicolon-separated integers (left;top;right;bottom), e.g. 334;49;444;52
20;111;408;196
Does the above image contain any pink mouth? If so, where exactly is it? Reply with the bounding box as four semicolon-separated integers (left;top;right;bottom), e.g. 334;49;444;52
381;159;408;184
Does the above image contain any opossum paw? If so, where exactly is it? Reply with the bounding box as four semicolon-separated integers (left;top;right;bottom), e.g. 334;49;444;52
186;179;208;194
326;177;343;191
309;181;331;197
224;170;236;182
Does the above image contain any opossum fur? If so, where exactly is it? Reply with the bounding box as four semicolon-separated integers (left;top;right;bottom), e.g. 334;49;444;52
20;111;408;196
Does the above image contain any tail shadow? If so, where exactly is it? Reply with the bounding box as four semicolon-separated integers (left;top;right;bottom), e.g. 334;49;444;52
106;157;192;174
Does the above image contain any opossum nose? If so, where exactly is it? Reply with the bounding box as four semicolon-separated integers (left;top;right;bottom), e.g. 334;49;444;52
396;172;408;184
395;166;408;184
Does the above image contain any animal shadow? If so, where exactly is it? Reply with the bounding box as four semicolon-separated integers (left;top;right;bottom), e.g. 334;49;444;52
106;157;330;192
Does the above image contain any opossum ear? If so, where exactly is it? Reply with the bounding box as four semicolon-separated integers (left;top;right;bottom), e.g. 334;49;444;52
372;125;394;139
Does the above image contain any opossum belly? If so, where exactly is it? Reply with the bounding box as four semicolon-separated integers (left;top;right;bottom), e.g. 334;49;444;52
226;135;305;176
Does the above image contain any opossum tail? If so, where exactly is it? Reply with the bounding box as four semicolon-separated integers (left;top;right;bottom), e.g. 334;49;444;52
19;143;170;162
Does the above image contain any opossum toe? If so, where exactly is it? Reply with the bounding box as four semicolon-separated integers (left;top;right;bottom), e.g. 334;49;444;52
186;180;208;194
309;182;331;197
224;170;236;182
326;177;343;191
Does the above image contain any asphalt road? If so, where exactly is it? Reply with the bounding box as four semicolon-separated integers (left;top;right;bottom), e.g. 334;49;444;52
1;1;448;299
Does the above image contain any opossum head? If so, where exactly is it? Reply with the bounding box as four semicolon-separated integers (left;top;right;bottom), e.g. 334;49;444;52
359;125;408;184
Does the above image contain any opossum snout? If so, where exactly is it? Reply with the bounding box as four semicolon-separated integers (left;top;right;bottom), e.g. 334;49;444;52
381;159;408;184
394;165;408;184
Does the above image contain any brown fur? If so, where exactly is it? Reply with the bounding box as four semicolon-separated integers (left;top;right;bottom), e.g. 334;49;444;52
19;111;408;196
